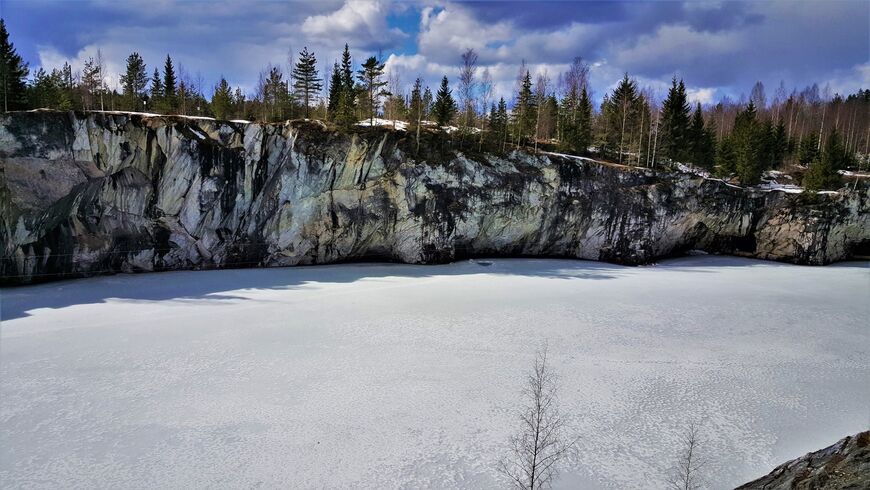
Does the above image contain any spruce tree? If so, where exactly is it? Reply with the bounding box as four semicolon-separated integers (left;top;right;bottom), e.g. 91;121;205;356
715;136;736;177
162;55;177;112
0;19;28;111
577;87;593;155
149;68;163;106
211;77;233;120
513;71;536;145
292;47;322;119
120;52;148;111
432;76;456;127
733;102;763;185
357;56;387;125
422;86;433;119
771;120;788;168
599;74;640;162
408;77;423;129
327;62;342;120
688;103;715;168
27;68;71;110
334;44;357;128
659;77;691;163
803;129;846;190
798;136;819;165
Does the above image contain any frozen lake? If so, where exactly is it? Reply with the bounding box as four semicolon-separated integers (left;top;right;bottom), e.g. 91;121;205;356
1;256;868;489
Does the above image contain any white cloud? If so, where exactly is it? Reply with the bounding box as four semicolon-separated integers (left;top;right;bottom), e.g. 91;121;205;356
687;87;716;106
302;0;406;51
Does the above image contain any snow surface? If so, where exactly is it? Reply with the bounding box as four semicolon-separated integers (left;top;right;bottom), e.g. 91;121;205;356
1;257;868;489
357;118;409;130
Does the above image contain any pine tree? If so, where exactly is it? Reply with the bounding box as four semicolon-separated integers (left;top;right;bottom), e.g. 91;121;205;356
432;76;456;127
162;55;177;112
80;58;102;111
357;56;387;125
659;77;691;163
211;77;233;120
262;66;289;121
0;19;28;111
292;47;322;119
120;52;148;111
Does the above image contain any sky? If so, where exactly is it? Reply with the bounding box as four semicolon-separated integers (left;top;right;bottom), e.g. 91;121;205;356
2;0;868;107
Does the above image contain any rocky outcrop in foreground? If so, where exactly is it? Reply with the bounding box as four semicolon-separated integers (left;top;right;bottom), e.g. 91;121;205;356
737;432;870;490
2;111;869;284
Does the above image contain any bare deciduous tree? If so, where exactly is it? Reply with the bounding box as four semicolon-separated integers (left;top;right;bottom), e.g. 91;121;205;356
668;421;706;490
500;345;574;490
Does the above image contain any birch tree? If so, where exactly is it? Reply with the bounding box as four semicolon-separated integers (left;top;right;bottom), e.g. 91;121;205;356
500;345;574;490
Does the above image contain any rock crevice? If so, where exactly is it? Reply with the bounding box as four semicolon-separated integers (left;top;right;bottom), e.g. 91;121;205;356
1;111;868;284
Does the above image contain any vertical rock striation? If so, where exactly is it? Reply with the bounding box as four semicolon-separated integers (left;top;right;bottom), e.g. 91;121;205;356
1;111;868;284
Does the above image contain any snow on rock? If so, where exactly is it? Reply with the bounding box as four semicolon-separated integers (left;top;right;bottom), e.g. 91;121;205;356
1;256;868;489
357;118;409;130
839;169;870;178
676;162;712;178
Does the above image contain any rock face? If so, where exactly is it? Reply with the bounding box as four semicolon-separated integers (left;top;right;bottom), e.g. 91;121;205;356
2;111;868;284
736;432;870;490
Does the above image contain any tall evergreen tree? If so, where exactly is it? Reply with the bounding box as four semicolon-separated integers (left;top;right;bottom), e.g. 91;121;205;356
334;44;357;128
432;76;456;127
27;68;71;110
804;129;846;190
688;103;716;168
120;52;148;111
357;56;387;125
292;47;322;119
599;74;642;162
80;57;102;111
327;61;342;120
771;120;788;168
408;77;424;128
513;71;536;145
0;19;28;111
162;55;177;112
715;136;736;177
576;87;594;155
659;77;691;163
733;101;763;184
211;77;233;120
490;96;509;148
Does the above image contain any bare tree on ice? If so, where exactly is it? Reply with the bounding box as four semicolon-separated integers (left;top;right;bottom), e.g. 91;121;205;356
500;345;574;490
668;421;706;490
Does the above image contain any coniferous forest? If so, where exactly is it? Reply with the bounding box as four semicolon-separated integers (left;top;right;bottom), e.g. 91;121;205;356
2;19;867;190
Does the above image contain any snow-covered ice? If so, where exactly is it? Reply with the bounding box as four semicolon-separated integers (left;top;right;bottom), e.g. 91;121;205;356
1;257;868;489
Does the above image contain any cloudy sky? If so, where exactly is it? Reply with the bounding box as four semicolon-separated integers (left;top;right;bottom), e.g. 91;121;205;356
4;0;868;106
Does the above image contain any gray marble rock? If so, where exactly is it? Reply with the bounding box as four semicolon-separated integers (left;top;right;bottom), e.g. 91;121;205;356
2;111;868;284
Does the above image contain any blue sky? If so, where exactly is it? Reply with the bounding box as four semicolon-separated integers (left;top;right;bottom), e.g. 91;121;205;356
3;0;868;106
